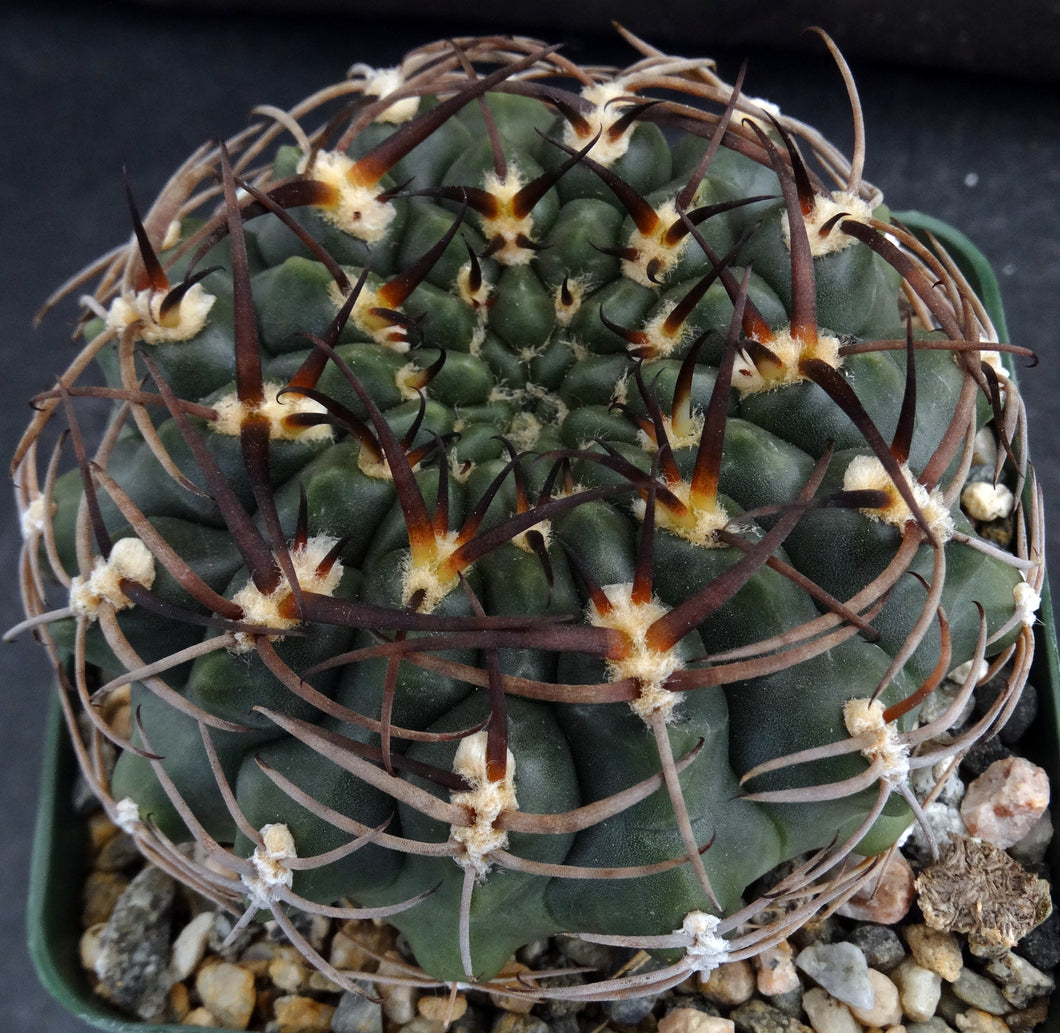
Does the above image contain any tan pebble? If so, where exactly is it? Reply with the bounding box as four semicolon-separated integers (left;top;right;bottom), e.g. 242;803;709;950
85;810;120;853
306;912;332;953
1004;998;1050;1032
195;961;256;1030
490;960;538;1014
273;994;336;1033
658;1008;735;1033
79;923;105;971
903;924;964;982
330;928;369;971
403;1017;446;1033
849;970;902;1028
955;1009;1011;1033
95;831;139;872
238;956;271;979
700;959;756;1005
183;1007;220;1027
307;970;343;993
754;940;800;996
836;852;915;925
256;986;279;1023
375;958;418;1025
269;946;307;993
339;919;397;961
100;683;132;738
419;992;468;1023
167;981;190;1022
803;987;861;1033
81;870;129;927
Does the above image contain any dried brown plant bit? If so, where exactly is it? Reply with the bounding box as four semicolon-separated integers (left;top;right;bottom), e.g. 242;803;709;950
915;834;1052;951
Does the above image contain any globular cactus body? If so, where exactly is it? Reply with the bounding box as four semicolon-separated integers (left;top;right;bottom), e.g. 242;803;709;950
12;30;1043;997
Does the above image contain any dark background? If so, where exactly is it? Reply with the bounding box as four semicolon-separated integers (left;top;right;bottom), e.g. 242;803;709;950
2;3;1058;1030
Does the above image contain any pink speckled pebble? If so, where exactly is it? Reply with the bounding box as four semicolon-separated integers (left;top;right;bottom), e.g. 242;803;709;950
836;851;915;924
960;757;1050;849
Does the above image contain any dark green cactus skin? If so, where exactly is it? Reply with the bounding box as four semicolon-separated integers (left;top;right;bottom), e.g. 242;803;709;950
16;36;1037;990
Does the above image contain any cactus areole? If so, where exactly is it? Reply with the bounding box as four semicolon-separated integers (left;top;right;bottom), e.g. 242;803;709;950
11;30;1044;1000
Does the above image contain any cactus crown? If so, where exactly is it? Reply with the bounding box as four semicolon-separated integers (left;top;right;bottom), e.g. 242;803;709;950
11;29;1043;1001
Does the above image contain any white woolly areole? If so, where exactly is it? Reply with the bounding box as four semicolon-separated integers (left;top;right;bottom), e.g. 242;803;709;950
211;381;333;440
455;261;494;311
979;350;1009;383
105;282;215;344
347;64;420;123
842;454;955;542
781;190;875;258
564;81;637;167
298;149;396;243
740;95;783;131
512;518;552;555
395;362;427;401
682;911;730;974
70;538;156;620
1014;579;1042;627
633;299;695;360
637;412;706;455
622;199;689;287
114;797;142;835
19;493;53;539
449;731;518;879
553;276;589;327
587;582;684;722
401;528;462;612
732;327;842;396
632;480;729;549
327;278;412;351
231;536;343;651
243;823;296;907
479;167;537;266
843;697;910;784
961;481;1015;522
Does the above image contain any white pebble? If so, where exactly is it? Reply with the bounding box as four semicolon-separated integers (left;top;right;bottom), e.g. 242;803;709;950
803;987;861;1033
961;757;1050;848
961;482;1014;521
972;428;998;467
375;960;417;1025
195;962;256;1030
892;959;942;1022
658;1009;735;1033
169;912;215;982
849;969;903;1027
905;800;965;860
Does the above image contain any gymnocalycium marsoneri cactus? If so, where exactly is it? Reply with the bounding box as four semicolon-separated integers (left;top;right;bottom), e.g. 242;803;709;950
10;28;1045;999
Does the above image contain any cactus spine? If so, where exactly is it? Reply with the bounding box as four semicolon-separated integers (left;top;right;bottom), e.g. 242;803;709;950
11;29;1043;999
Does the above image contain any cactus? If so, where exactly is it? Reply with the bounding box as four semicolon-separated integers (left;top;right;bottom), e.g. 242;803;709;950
11;29;1044;999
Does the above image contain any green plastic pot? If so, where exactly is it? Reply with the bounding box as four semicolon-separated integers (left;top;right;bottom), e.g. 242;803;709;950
25;221;1060;1031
